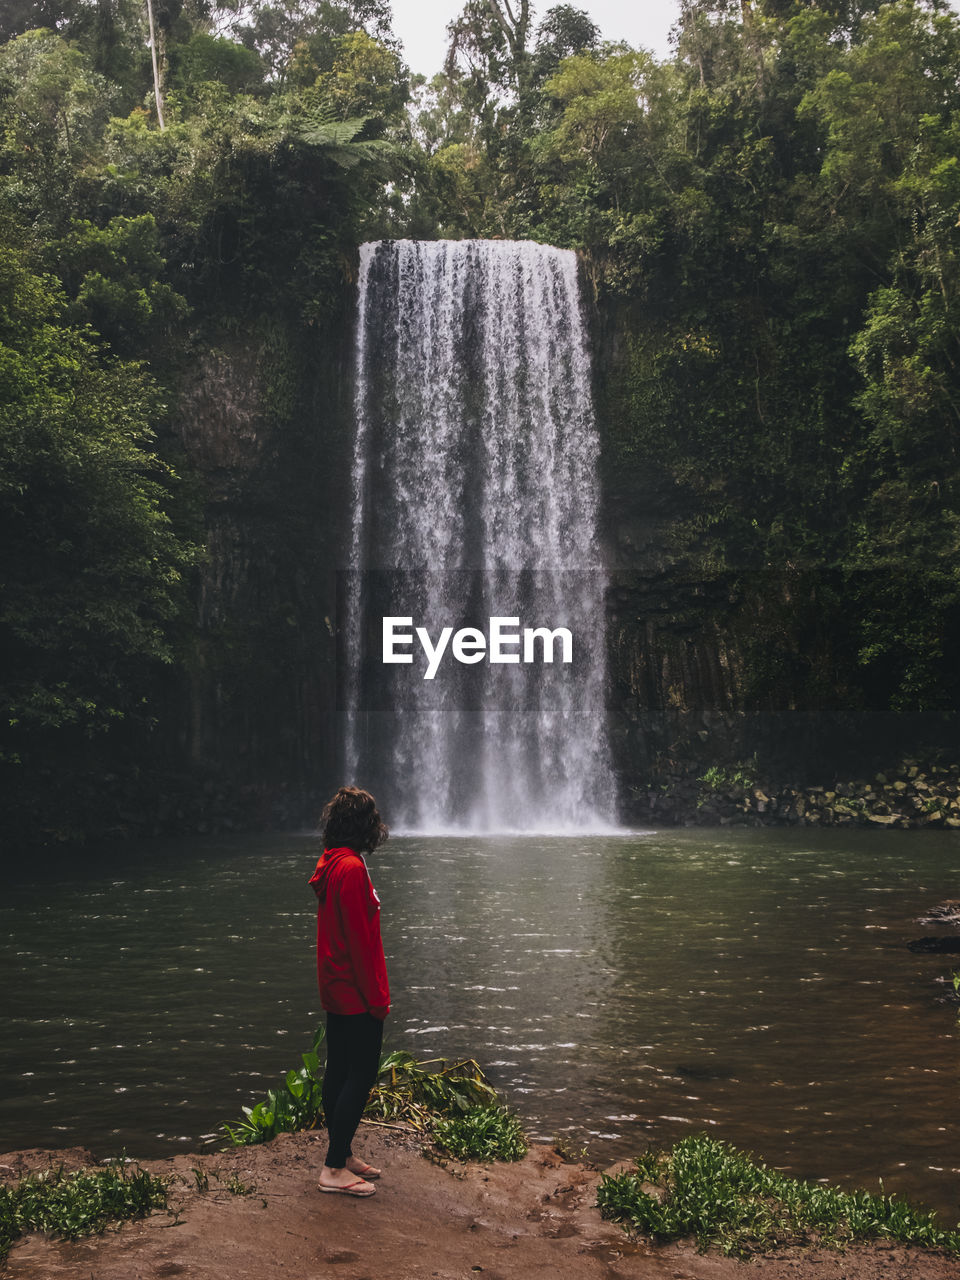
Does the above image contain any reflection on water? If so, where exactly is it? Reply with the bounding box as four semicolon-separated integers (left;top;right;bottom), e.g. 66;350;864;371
1;828;959;1218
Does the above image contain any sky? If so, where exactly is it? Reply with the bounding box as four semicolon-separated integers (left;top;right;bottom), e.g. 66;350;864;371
388;0;960;78
389;0;682;78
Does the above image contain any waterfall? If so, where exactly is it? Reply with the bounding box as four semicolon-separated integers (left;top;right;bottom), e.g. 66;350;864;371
343;239;617;833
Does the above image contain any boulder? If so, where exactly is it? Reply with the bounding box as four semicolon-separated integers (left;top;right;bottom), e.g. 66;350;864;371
916;902;960;926
907;936;960;954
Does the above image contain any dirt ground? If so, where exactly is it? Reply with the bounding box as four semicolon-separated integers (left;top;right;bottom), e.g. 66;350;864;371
2;1128;960;1280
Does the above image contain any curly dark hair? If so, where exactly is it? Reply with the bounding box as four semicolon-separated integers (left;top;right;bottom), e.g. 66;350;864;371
321;785;388;853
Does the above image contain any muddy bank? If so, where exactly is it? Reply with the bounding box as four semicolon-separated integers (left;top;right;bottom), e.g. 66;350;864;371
3;1129;959;1279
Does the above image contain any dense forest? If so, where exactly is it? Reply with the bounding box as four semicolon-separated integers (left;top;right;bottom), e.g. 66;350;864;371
1;0;959;841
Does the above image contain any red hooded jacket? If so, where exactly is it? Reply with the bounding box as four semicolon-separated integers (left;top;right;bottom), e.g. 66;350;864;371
308;846;390;1019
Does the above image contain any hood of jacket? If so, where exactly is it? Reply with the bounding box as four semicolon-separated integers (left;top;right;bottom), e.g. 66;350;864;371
308;845;363;901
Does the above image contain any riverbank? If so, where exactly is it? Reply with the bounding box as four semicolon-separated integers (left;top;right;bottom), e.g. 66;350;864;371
629;758;960;829
21;756;960;848
2;1129;960;1279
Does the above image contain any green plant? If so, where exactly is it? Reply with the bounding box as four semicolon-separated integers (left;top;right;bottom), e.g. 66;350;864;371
597;1135;960;1258
698;757;759;794
367;1052;501;1127
222;1026;326;1145
226;1173;254;1196
0;1159;169;1260
431;1105;527;1163
551;1134;589;1163
223;1030;511;1147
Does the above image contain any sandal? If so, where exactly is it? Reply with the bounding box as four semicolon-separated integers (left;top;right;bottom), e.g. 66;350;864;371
346;1159;381;1179
317;1177;376;1197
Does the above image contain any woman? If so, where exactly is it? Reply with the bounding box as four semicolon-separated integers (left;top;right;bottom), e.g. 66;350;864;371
308;785;390;1197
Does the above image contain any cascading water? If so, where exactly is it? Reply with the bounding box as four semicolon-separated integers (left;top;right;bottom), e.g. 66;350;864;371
343;239;617;832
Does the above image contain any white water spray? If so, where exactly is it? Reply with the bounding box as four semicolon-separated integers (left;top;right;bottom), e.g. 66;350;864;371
344;239;616;832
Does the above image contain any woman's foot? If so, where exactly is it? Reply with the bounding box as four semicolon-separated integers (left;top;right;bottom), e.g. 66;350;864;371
317;1165;376;1196
345;1155;381;1179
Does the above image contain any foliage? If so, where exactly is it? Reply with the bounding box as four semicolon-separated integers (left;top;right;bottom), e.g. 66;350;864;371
0;1160;169;1260
532;5;600;84
222;1025;327;1144
597;1135;960;1258
431;1105;527;1163
698;758;758;793
54;214;189;353
366;1049;501;1125
0;30;119;229
99;89;397;322
0;245;197;753
222;1028;512;1148
216;0;396;85
308;29;408;124
167;33;265;94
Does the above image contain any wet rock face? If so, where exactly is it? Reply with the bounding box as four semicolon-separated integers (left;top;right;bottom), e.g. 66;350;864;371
622;760;960;829
160;319;352;821
175;346;266;478
590;291;959;802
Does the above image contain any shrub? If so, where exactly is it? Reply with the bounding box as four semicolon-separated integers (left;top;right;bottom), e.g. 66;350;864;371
223;1030;514;1148
597;1135;960;1258
431;1105;527;1163
0;1160;168;1260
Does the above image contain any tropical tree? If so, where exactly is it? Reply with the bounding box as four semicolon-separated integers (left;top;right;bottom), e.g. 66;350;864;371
0;245;197;759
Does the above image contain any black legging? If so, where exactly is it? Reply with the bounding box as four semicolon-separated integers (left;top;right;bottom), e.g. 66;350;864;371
322;1011;384;1168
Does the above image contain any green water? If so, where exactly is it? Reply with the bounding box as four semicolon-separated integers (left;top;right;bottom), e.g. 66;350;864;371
2;827;959;1219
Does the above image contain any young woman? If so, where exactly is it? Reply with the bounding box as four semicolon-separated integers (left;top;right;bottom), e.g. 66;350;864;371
308;785;390;1198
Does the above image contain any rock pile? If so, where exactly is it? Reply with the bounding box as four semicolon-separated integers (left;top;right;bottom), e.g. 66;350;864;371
631;760;960;829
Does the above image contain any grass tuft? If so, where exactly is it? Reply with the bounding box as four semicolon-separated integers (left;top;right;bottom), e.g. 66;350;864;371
0;1160;169;1260
597;1135;960;1258
431;1105;527;1163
